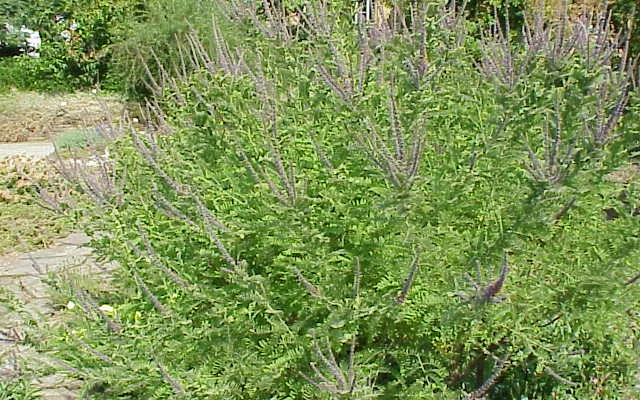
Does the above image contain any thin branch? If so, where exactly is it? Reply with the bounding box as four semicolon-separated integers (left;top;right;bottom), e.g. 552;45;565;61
396;251;420;304
65;325;115;365
551;196;576;222
292;267;322;297
467;353;508;400
544;366;578;387
155;358;187;395
132;271;168;315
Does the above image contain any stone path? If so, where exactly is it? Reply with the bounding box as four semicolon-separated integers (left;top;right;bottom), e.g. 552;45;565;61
0;232;113;399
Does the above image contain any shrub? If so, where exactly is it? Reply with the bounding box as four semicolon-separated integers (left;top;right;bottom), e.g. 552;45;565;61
0;0;140;91
108;0;226;97
0;0;31;27
0;379;39;400
45;1;640;399
0;56;74;92
54;128;107;150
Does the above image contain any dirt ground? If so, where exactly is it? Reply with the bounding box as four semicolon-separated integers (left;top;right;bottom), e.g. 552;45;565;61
0;90;124;143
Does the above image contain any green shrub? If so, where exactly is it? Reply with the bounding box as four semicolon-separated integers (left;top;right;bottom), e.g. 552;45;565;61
45;1;640;399
108;0;224;97
0;0;140;91
0;0;30;28
0;56;74;92
0;379;39;400
54;127;106;150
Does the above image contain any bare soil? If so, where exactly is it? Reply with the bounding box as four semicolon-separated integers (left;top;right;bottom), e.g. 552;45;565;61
0;91;124;143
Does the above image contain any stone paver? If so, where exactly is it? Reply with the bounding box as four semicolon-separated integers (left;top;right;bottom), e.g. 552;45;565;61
0;232;113;399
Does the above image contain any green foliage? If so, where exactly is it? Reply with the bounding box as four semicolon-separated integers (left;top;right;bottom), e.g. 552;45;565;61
108;0;224;97
0;0;140;91
43;1;640;399
54;128;106;149
1;1;36;55
0;379;39;400
0;57;72;92
610;0;640;55
0;0;30;26
0;28;28;49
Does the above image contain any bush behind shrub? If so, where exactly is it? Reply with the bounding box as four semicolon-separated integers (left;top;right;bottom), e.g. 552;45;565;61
0;0;140;91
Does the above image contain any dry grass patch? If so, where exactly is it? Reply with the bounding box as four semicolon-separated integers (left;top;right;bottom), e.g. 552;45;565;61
0;91;124;143
0;155;74;254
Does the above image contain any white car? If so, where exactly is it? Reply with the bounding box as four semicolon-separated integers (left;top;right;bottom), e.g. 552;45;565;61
0;24;41;58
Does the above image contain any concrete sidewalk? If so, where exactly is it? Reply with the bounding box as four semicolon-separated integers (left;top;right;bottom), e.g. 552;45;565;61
0;232;114;400
0;142;54;160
